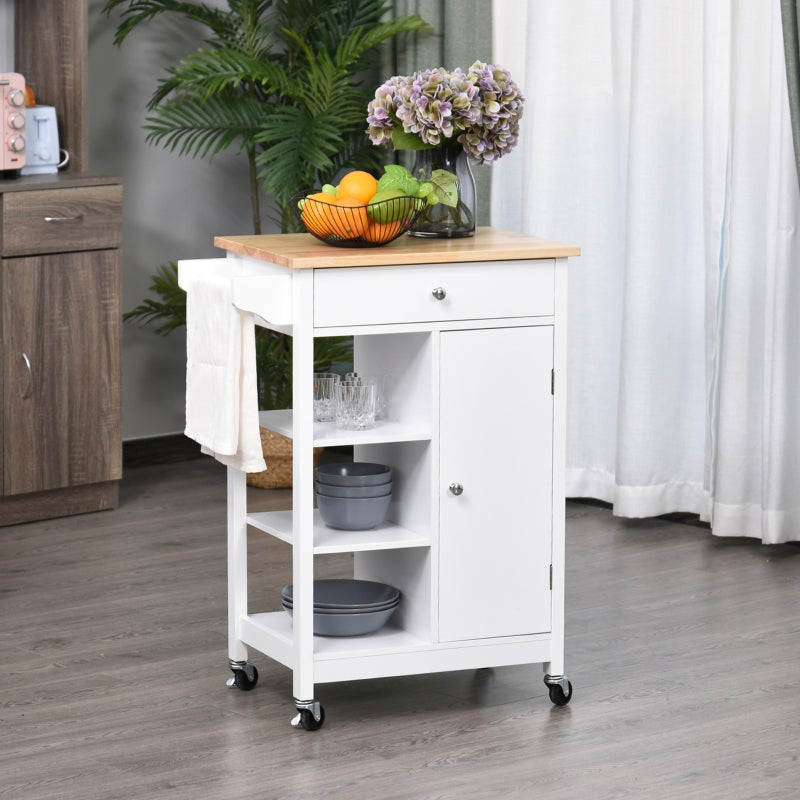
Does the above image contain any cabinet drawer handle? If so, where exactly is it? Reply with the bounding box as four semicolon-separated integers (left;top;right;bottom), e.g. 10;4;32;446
449;482;464;496
22;352;33;399
432;286;447;301
44;214;83;223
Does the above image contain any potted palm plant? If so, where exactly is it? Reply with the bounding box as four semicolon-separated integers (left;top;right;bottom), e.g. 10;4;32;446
106;0;431;485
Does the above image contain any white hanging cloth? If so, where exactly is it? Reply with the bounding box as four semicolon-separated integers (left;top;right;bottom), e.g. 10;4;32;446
491;0;800;542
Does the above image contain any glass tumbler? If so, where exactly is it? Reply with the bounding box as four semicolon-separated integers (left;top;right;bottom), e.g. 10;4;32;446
344;372;388;420
313;373;340;422
335;381;376;430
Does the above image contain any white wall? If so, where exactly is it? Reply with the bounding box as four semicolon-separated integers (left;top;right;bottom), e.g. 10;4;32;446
88;3;279;439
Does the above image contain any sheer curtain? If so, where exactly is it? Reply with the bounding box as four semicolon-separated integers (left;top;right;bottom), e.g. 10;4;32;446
491;0;800;543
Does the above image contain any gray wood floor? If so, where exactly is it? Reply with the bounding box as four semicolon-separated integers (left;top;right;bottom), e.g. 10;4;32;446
2;457;799;800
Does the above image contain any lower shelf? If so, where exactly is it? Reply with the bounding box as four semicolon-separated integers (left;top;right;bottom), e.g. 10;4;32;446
238;611;555;684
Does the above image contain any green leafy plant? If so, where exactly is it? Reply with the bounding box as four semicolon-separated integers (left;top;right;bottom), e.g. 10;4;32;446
105;0;431;409
103;0;431;231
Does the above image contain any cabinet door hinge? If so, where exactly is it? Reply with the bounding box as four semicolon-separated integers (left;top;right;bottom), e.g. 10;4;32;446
550;564;553;590
551;369;555;395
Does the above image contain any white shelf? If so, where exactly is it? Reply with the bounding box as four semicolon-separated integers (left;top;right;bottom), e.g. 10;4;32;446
258;409;432;447
246;509;430;553
239;612;556;684
242;611;430;660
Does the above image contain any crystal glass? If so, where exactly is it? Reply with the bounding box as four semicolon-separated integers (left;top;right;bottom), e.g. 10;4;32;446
335;381;376;430
313;373;340;422
344;372;388;419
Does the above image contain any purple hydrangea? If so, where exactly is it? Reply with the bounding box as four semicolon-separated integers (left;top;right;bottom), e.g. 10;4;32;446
366;61;524;165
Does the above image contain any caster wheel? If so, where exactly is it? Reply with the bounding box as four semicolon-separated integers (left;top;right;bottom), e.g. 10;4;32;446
548;680;573;706
232;664;258;691
295;705;325;731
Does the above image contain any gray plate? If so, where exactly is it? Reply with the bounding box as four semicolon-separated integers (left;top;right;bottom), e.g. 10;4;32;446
281;597;400;614
315;462;392;487
282;604;398;636
281;598;399;614
281;579;400;608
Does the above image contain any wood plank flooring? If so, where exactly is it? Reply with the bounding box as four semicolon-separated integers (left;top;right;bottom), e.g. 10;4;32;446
1;457;798;799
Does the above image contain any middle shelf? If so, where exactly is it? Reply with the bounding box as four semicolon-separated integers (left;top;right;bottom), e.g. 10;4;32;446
247;508;431;553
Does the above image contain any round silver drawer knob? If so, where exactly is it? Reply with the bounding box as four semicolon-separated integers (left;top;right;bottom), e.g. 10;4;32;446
449;482;464;496
432;286;447;301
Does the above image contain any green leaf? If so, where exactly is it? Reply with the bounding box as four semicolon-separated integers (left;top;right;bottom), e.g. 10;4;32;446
389;127;436;151
429;169;459;207
377;164;418;195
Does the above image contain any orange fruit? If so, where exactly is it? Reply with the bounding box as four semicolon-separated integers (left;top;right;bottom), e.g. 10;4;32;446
301;192;337;237
363;219;400;244
329;197;369;239
337;170;379;204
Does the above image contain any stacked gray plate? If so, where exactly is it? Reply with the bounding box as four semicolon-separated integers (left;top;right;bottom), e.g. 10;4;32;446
281;579;400;636
315;462;392;530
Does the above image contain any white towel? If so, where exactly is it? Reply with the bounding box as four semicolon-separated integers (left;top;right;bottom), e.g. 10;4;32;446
183;265;267;473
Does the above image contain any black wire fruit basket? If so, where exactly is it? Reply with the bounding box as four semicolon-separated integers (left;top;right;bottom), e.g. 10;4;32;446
292;191;427;247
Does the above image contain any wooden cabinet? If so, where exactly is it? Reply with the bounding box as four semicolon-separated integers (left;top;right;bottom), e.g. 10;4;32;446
181;228;580;726
0;3;124;526
0;179;123;525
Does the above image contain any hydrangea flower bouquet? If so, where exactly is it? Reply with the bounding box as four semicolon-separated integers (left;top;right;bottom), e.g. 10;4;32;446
366;62;524;236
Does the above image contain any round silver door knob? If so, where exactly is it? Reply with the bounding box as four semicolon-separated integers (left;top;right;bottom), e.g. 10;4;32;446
449;482;464;496
432;286;447;301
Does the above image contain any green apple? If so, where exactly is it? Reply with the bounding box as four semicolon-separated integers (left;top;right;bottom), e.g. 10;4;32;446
367;189;414;224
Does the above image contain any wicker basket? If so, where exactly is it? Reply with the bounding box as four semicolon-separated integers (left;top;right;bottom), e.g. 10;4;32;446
247;427;323;489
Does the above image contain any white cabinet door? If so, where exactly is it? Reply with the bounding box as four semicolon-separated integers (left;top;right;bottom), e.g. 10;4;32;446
439;326;554;642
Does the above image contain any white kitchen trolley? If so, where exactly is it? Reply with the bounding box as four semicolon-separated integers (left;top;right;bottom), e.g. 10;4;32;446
181;228;579;730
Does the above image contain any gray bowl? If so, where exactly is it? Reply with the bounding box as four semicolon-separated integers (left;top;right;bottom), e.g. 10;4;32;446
315;462;392;487
316;491;391;530
282;602;399;636
315;480;392;499
281;579;400;608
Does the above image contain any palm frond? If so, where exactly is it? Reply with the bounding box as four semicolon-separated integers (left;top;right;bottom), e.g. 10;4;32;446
333;15;432;70
122;262;186;334
144;93;270;159
102;0;242;46
254;106;346;191
274;0;388;55
148;47;290;108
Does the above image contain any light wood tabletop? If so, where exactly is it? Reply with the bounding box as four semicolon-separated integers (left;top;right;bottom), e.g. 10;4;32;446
214;226;581;269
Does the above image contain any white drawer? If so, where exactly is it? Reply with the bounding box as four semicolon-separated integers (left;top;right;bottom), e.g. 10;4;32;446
313;260;555;327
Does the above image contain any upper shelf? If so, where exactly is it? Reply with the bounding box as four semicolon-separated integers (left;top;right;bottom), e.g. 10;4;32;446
214;226;581;270
259;410;431;447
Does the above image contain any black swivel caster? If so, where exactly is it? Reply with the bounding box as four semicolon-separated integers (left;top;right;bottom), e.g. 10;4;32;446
545;674;573;706
291;700;325;731
227;661;258;691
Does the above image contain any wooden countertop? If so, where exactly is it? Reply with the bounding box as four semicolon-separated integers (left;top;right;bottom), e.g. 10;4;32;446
214;227;580;269
0;172;122;193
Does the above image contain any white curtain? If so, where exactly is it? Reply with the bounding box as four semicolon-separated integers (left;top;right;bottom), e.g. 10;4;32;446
491;0;800;543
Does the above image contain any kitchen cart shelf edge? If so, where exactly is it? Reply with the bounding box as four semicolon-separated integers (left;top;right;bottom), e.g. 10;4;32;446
247;509;431;552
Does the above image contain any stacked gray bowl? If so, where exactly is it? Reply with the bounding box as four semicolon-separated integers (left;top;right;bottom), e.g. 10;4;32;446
281;579;401;636
315;462;392;530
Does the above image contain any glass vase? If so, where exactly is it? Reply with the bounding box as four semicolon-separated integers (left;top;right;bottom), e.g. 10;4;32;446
409;144;476;238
